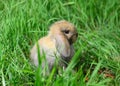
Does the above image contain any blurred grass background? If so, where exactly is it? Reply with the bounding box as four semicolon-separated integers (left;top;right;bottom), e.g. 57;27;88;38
0;0;120;85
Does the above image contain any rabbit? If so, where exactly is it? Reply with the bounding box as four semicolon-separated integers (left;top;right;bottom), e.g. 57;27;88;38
30;20;78;73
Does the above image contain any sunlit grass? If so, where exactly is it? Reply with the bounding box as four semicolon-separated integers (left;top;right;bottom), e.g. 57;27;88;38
0;0;120;85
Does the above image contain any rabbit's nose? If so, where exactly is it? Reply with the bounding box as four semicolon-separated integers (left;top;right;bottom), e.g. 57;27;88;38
69;38;73;45
69;33;78;44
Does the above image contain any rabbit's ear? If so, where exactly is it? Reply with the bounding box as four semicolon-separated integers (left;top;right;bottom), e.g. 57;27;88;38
55;34;71;57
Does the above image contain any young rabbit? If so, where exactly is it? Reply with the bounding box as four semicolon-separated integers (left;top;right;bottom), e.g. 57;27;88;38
30;20;78;73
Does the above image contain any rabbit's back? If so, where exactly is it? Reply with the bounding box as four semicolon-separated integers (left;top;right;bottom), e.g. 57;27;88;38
30;36;59;67
38;36;56;53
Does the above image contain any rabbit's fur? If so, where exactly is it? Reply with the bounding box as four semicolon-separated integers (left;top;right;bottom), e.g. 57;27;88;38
30;20;78;72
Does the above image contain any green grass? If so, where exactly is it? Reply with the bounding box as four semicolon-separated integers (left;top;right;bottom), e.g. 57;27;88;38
0;0;120;85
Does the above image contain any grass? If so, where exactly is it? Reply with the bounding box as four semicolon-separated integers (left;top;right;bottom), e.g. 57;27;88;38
0;0;120;85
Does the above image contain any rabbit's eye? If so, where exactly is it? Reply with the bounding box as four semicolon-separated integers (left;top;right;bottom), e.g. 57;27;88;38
64;30;69;34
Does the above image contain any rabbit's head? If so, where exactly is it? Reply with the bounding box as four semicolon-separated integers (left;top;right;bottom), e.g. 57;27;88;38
48;20;78;58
